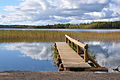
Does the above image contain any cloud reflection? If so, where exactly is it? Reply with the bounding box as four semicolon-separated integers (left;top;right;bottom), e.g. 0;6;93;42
5;42;54;60
4;41;120;72
85;41;120;72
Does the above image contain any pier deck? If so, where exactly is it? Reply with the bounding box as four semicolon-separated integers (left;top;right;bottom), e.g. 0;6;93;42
55;42;91;69
54;35;108;71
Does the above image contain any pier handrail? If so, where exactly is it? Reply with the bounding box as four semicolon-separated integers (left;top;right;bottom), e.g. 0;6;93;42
65;35;101;67
65;35;88;62
65;35;87;49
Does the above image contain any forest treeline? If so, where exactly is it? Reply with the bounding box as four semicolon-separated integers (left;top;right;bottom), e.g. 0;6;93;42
0;21;120;29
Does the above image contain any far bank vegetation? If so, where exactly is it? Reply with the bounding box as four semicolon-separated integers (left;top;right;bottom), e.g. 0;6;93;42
0;21;120;29
0;30;120;42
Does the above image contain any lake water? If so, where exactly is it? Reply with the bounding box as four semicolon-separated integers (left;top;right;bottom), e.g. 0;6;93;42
0;41;120;72
0;42;57;72
85;41;120;73
0;28;120;32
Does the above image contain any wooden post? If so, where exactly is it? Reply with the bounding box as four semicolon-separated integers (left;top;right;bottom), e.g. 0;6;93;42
84;44;88;62
77;45;80;54
77;45;83;54
54;44;58;53
68;40;71;45
54;43;57;49
59;63;64;71
68;40;70;44
65;37;68;43
72;42;75;48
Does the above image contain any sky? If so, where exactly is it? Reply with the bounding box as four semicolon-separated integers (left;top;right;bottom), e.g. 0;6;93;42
0;0;120;25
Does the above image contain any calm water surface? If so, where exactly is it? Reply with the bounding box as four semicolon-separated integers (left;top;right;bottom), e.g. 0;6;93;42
0;41;120;72
0;28;120;32
85;41;120;73
0;42;57;72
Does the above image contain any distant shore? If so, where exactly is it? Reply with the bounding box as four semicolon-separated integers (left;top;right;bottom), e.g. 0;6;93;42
0;71;120;80
0;21;120;29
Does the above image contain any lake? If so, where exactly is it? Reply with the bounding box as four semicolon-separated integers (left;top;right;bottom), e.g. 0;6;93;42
0;42;57;72
85;41;120;73
0;28;120;32
0;41;120;72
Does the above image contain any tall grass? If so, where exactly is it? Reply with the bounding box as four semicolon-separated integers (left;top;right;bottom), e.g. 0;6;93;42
0;30;120;42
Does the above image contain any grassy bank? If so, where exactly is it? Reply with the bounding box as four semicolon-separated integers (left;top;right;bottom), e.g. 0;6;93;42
0;30;120;42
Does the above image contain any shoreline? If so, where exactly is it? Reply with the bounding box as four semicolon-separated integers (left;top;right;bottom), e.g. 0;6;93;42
0;71;120;80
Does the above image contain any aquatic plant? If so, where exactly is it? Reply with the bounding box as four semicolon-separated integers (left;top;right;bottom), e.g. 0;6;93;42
0;30;120;42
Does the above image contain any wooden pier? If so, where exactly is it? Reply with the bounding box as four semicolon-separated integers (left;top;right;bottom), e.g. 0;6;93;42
54;35;108;71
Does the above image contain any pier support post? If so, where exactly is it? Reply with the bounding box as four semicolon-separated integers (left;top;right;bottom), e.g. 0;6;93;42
77;45;83;54
84;44;88;62
65;37;68;43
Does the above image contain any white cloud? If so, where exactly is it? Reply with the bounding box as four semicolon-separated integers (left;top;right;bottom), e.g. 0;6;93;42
85;0;120;20
0;0;120;25
104;0;120;17
5;42;54;60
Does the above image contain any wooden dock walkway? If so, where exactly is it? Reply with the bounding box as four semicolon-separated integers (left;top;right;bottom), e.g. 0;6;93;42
54;35;108;71
55;42;90;69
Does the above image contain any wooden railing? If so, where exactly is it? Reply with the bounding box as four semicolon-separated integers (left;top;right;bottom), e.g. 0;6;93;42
65;35;101;67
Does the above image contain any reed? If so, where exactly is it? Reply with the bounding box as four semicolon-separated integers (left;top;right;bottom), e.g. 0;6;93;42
0;30;120;42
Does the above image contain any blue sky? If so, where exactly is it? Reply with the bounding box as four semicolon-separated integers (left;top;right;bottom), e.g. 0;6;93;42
0;0;21;16
0;0;120;25
0;0;20;6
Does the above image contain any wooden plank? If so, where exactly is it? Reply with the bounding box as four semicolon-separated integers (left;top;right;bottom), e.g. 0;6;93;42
55;42;91;68
61;58;84;63
85;67;108;71
59;54;84;60
63;63;91;68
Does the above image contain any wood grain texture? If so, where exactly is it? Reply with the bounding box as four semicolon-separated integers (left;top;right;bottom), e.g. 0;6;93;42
55;42;91;68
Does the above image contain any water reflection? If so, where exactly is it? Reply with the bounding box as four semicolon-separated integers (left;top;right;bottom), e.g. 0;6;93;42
0;41;120;72
0;42;57;72
5;42;53;60
85;41;120;72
